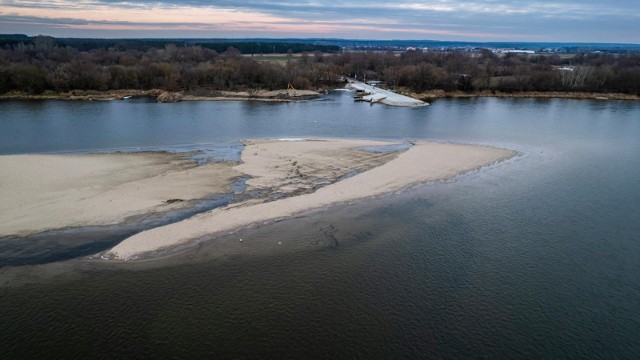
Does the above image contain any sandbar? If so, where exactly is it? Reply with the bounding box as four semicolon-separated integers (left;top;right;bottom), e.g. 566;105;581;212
107;139;516;260
0;153;239;236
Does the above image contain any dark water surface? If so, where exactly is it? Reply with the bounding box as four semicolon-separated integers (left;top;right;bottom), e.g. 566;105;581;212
1;93;640;358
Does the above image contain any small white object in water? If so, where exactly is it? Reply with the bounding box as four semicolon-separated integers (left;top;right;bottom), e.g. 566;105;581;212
239;238;243;242
278;241;282;245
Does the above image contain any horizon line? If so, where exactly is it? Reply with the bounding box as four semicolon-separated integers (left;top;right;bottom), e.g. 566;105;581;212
2;34;640;46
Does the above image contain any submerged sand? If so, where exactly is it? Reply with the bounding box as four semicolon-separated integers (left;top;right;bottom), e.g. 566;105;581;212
0;153;239;236
107;139;516;260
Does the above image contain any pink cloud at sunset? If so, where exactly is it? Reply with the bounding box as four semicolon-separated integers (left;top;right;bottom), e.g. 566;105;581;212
0;0;637;41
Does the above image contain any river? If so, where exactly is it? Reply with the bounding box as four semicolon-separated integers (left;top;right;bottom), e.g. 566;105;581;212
1;92;639;357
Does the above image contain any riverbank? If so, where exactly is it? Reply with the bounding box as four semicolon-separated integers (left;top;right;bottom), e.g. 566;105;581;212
106;139;516;260
0;88;322;102
0;89;158;101
2;88;637;102
0;153;239;236
404;89;640;101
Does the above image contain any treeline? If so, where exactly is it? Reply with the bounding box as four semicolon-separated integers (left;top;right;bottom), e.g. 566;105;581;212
0;35;341;54
0;41;343;94
336;50;640;95
1;37;639;95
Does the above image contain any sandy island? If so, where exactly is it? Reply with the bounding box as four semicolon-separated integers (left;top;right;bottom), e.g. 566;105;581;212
0;139;516;260
105;139;516;260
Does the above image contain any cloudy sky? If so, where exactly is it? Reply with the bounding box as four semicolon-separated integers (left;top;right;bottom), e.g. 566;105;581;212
0;0;638;42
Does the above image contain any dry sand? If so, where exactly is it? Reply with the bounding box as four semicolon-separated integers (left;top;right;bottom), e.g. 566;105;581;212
0;153;239;236
236;139;400;194
107;139;516;260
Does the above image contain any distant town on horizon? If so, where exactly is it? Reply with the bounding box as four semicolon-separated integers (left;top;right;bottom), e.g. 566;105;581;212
2;34;640;54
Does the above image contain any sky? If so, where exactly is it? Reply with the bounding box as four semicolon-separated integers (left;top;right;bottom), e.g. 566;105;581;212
0;0;638;43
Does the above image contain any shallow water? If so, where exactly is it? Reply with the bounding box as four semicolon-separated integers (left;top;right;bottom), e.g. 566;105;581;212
1;93;640;357
0;193;236;266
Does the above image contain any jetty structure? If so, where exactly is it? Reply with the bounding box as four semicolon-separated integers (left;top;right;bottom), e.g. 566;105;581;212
346;78;428;107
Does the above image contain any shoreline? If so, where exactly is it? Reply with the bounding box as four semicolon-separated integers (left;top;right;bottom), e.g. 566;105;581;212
0;88;322;102
406;89;639;101
1;88;637;102
105;139;517;260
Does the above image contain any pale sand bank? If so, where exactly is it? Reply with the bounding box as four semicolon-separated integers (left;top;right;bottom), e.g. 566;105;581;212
107;140;516;260
0;153;239;236
236;139;400;194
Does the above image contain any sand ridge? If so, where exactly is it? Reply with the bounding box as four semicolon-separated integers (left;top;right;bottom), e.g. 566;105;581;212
0;139;516;259
106;139;516;260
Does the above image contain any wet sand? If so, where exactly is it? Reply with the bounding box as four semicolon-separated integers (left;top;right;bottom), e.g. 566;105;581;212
0;153;239;236
107;139;516;260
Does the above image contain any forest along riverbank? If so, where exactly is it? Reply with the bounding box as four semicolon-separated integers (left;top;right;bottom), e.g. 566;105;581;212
105;139;516;260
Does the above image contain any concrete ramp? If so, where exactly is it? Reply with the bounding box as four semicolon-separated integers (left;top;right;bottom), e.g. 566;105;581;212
347;80;428;107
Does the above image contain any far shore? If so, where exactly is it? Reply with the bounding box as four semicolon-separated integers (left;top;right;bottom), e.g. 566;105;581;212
0;88;322;102
406;89;640;101
1;88;637;102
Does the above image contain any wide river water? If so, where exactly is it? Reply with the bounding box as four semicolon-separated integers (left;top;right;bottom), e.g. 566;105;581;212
1;92;639;358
